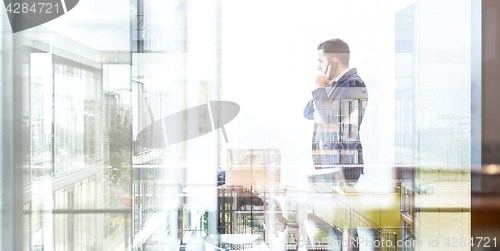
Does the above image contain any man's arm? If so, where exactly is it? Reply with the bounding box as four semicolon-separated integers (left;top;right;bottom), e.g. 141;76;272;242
307;64;338;122
311;86;340;123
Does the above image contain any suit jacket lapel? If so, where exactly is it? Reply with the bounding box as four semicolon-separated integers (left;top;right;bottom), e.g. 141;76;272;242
336;68;357;86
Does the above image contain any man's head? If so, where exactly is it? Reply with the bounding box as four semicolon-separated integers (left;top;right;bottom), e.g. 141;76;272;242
317;39;350;75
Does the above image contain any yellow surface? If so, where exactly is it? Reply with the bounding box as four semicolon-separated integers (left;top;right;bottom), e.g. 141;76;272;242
415;181;471;251
332;193;401;228
416;212;471;251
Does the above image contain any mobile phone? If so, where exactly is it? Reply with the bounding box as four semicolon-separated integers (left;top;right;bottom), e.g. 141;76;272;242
325;59;338;82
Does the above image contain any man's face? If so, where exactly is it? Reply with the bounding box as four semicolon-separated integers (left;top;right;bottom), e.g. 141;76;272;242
317;49;330;73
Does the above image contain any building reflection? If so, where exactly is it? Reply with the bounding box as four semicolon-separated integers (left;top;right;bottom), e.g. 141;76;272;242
0;0;486;250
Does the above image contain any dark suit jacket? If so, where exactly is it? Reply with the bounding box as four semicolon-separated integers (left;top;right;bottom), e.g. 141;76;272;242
303;68;368;182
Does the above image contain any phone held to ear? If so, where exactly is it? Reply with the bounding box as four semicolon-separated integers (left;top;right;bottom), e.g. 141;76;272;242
325;59;338;82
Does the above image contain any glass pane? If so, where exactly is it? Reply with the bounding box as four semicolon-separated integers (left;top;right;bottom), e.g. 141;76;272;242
0;0;483;250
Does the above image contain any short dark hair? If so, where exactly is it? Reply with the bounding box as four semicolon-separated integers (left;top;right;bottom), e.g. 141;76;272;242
317;39;350;66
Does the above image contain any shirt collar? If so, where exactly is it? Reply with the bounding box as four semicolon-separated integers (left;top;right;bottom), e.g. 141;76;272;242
334;67;352;82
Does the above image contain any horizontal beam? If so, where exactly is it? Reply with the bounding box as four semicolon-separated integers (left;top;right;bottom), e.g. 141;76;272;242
23;209;132;214
415;207;471;213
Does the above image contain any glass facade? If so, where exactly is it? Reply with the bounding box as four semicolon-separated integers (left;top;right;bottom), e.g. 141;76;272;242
0;0;495;250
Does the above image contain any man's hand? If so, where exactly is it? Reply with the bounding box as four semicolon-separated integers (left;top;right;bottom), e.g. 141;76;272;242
316;65;335;88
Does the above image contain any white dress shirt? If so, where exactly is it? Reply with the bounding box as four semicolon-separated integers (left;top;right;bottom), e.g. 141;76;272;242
334;67;352;82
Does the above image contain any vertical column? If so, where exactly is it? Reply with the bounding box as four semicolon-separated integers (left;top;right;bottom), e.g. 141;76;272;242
2;32;25;250
482;1;500;165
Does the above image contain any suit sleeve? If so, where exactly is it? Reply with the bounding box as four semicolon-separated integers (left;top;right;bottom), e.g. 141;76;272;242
311;87;340;123
303;100;315;120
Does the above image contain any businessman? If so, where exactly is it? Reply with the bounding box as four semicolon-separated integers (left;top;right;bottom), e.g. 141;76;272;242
304;38;368;186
